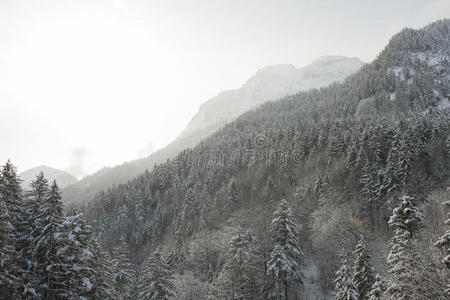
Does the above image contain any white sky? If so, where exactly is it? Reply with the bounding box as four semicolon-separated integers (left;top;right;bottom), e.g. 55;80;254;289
0;0;449;177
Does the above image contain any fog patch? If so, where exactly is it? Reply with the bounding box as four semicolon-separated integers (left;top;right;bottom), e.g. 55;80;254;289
65;147;88;179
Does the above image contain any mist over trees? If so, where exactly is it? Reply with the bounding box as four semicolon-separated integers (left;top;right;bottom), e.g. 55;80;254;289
0;19;449;299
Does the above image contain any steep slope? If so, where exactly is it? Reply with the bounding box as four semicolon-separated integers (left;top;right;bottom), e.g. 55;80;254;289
20;165;78;189
82;20;449;298
63;56;363;204
176;56;364;145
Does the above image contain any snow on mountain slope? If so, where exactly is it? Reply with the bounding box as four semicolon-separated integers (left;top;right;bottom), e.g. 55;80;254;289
176;56;364;142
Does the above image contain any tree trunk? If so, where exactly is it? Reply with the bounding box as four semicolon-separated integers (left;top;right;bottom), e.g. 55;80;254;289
285;279;288;300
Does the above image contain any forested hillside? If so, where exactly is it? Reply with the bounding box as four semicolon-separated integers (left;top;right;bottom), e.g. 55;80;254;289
62;56;363;206
0;20;449;299
78;19;449;298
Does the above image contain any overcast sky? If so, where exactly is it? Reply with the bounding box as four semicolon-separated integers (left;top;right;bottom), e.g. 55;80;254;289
0;0;448;177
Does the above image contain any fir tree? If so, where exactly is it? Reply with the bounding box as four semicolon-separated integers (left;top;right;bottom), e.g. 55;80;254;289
24;172;50;271
434;199;450;269
335;250;358;300
59;212;98;298
368;274;385;300
111;239;136;299
352;238;375;300
223;229;258;299
384;196;423;299
227;179;238;208
0;160;25;230
34;180;67;299
267;199;303;300
434;198;449;297
166;228;187;274
0;199;20;298
93;243;117;299
138;250;176;300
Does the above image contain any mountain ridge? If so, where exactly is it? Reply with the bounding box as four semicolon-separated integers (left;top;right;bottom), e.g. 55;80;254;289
63;55;364;204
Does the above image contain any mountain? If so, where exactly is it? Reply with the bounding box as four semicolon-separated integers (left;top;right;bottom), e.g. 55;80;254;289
20;165;78;189
62;56;363;204
80;19;449;298
176;56;364;145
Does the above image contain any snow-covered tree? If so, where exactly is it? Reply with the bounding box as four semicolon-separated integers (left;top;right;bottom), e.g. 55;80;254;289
222;228;258;299
384;196;423;299
335;250;358;300
434;199;450;268
34;180;67;299
267;199;303;300
227;179;238;208
111;239;136;299
0;160;25;230
58;212;98;298
388;195;423;236
0;199;20;298
23;172;49;271
368;274;385;300
166;227;186;274
434;197;450;297
134;199;148;246
352;238;375;300
138;250;176;300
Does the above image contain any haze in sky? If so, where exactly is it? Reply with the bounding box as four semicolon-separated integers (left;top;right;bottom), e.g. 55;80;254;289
0;0;449;177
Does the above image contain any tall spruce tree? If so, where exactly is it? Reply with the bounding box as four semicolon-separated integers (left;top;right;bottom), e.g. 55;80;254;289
111;239;136;299
267;199;303;300
34;180;67;299
0;199;21;298
434;198;450;269
384;196;423;299
368;274;385;300
352;238;375;300
227;179;238;208
138;250;176;300
0;160;25;231
335;250;358;300
434;197;450;296
59;212;98;298
166;227;187;274
223;228;258;300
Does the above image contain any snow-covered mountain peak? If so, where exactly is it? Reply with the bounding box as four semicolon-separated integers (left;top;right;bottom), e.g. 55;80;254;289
177;56;364;142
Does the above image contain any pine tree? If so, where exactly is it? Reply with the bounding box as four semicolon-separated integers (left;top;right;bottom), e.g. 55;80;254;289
223;229;258;299
0;160;25;230
434;198;449;297
116;203;129;241
59;212;98;298
138;250;176;300
0;199;20;298
395;137;413;188
111;239;136;299
34;180;67;299
368;274;385;300
267;199;303;300
166;228;186;274
335;250;358;300
93;242;117;299
134;199;147;246
384;196;423;299
434;199;450;269
24;172;49;272
352;238;375;300
227;179;238;208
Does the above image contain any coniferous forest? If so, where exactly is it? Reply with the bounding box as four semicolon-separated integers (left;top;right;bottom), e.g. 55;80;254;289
1;19;450;300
